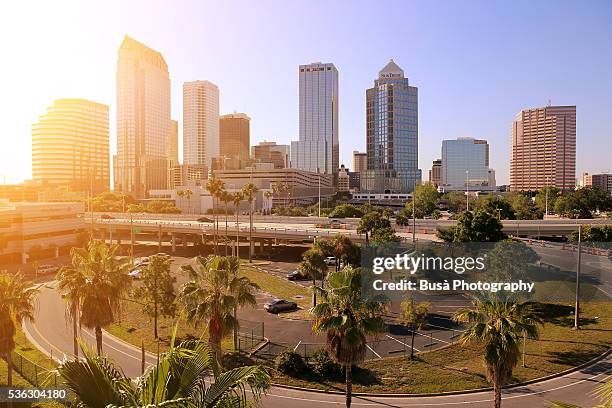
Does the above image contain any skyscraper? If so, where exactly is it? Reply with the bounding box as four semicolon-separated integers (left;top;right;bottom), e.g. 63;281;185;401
32;99;109;194
352;151;367;173
291;62;339;181
510;105;576;192
429;159;442;187
220;113;250;168
169;119;179;165
114;35;171;198
441;138;495;191
183;80;219;169
362;60;421;193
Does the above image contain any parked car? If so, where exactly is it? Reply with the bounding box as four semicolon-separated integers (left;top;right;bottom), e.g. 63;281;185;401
328;220;342;229
286;270;306;281
324;256;336;266
128;268;142;279
197;216;214;223
264;299;298;314
134;257;150;267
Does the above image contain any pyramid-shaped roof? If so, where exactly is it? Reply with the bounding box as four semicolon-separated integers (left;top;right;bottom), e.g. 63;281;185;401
379;59;404;78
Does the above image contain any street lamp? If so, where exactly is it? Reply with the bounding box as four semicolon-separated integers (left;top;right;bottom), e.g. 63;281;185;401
465;170;470;212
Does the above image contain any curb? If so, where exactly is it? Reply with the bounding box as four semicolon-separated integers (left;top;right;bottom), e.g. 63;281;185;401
270;347;612;398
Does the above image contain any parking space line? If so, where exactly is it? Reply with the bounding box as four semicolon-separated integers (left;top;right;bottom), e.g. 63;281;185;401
414;331;451;344
427;323;465;332
293;340;302;351
385;334;420;352
366;344;382;359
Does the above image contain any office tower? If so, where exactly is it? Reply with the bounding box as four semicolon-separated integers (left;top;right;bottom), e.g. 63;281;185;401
251;141;290;169
32;99;109;194
441;138;495;191
352;151;367;173
114;35;171;198
429;159;442;187
510;105;576;192
169;120;179;165
220;113;250;168
362;60;421;193
583;173;612;194
183;80;219;169
338;165;350;192
291;62;339;181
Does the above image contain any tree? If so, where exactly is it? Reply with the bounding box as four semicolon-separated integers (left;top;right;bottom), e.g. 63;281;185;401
241;183;259;263
399;298;429;359
232;191;244;257
62;240;131;355
453;298;543;408
206;177;225;254
57;254;88;358
439;209;507;243
570;225;612;244
507;192;542;220
407;182;439;218
371;226;400;245
357;211;391;245
443;191;468;214
554;186;612;219
263;190;273;214
475;194;515;220
328;204;365;219
0;272;38;386
332;235;361;271
535;185;560;214
220;190;232;256
53;340;270;408
299;248;328;307
132;255;176;339
311;266;387;408
179;256;258;359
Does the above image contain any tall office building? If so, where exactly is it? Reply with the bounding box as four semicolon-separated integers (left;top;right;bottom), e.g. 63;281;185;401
429;159;442;187
441;138;495;191
362;60;421;193
582;173;612;194
114;35;171;198
510;105;576;192
32;99;109;194
251;141;290;169
352;151;367;173
169;119;179;165
183;80;219;169
291;62;339;181
220;113;250;168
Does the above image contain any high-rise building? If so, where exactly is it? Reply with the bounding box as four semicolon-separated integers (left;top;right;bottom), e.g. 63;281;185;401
32;98;109;194
361;60;421;193
251;141;290;169
429;159;442;187
510;105;576;192
582;173;612;194
291;62;339;181
441;138;495;191
352;151;367;173
183;80;219;169
114;36;171;198
338;165;349;192
169;119;179;165
220;113;250;168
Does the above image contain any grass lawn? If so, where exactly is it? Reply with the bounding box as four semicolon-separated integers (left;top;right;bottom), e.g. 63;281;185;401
272;302;612;394
239;265;311;309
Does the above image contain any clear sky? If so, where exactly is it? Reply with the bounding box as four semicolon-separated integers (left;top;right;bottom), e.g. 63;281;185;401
1;0;611;185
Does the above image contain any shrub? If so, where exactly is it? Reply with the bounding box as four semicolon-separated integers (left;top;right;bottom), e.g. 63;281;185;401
221;352;255;370
274;350;308;376
309;349;341;379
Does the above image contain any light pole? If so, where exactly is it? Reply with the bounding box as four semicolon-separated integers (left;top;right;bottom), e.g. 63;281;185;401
574;224;582;329
465;170;470;212
544;176;550;218
412;179;416;243
318;172;321;218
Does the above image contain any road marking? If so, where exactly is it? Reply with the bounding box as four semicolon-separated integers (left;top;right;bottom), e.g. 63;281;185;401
385;334;420;352
293;340;302;351
366;344;382;359
413;331;451;344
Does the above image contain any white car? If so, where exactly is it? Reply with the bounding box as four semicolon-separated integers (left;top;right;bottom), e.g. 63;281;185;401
128;268;142;279
324;257;336;266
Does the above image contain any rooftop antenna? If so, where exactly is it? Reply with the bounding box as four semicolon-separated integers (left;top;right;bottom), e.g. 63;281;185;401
547;99;552;106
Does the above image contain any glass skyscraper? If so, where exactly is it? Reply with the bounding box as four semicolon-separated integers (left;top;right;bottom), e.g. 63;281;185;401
291;62;339;182
441;137;496;191
361;60;421;193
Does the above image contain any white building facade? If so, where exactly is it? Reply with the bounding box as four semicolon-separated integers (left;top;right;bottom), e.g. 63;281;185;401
183;80;220;169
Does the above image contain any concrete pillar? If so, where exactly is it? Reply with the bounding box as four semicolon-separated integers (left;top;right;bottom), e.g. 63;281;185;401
259;239;264;253
54;246;59;258
171;233;176;253
267;239;273;250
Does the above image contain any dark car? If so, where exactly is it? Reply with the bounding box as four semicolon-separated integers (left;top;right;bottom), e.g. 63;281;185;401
100;214;115;220
264;299;298;314
286;270;306;281
197;216;214;223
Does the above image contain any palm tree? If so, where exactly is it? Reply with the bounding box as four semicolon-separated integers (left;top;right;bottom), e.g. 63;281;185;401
179;255;258;359
241;183;259;263
62;240;131;355
399;298;429;359
263;190;273;215
53;339;269;408
184;188;193;214
311;266;387;408
220;190;232;256
206;177;225;254
332;235;360;272
232;191;244;257
57;255;87;358
0;271;38;386
453;297;543;408
299;248;328;307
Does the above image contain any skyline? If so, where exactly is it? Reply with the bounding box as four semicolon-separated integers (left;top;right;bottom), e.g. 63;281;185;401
1;0;612;185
